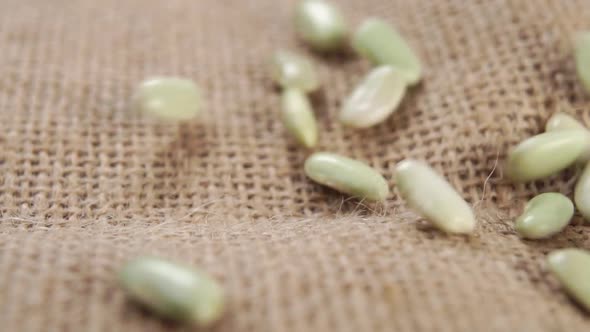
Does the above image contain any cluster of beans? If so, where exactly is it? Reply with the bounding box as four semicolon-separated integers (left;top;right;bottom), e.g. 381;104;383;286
117;1;590;325
273;1;476;235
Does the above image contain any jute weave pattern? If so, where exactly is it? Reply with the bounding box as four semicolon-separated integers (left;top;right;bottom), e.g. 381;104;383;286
1;0;590;331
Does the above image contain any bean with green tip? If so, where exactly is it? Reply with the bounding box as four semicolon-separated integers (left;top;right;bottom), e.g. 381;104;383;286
514;193;573;239
547;248;590;312
281;89;318;148
395;159;476;234
352;18;422;85
575;32;590;94
133;77;201;121
294;0;347;52
546;113;586;132
304;152;389;201
545;112;590;163
506;130;590;182
340;66;407;128
575;162;590;222
119;257;225;326
271;51;319;93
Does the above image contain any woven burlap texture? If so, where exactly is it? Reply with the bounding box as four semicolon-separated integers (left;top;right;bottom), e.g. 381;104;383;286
2;0;590;331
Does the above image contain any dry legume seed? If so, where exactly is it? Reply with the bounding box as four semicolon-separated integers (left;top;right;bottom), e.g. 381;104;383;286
281;89;318;148
546;112;587;132
575;32;590;93
271;51;319;93
352;18;422;85
340;66;407;128
547;248;590;312
294;0;347;52
133;77;201;121
514;193;573;239
119;257;225;326
545;112;590;163
395;159;476;234
575;162;590;222
506;130;590;182
304;152;389;201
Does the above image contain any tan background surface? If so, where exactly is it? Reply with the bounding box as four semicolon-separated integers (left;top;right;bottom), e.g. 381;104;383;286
1;0;590;331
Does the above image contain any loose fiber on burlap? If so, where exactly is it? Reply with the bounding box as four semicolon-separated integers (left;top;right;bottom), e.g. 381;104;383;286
1;0;590;331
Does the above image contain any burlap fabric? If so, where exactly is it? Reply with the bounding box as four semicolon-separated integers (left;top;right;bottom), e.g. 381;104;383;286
2;0;590;331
